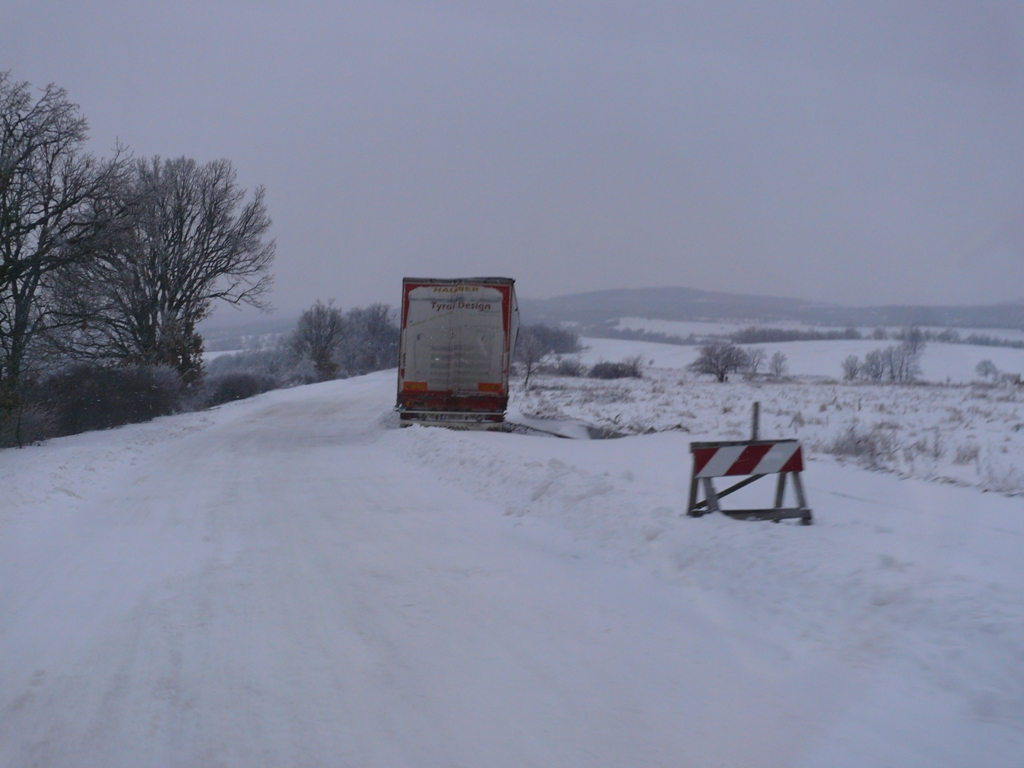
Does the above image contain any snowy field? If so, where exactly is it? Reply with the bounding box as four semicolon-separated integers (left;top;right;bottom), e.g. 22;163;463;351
580;336;1024;384
2;345;1024;765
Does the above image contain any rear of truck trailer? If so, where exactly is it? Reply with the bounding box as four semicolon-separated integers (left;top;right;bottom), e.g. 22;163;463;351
396;277;519;428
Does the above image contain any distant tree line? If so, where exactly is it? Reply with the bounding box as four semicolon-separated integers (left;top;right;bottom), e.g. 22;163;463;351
591;322;1024;351
731;326;862;344
588;323;695;346
946;332;1024;350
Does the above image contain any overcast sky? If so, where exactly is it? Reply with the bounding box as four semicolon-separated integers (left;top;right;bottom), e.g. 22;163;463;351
4;1;1024;317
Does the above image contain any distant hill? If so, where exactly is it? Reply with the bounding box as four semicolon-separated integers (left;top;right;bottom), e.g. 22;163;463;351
519;287;1024;331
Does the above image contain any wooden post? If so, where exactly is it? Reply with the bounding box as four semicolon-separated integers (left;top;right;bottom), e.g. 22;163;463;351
791;471;807;508
791;472;812;525
751;401;760;441
774;472;787;508
687;473;700;516
701;477;721;513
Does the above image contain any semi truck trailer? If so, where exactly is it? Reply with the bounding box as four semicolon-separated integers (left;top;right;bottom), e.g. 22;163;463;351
396;277;519;428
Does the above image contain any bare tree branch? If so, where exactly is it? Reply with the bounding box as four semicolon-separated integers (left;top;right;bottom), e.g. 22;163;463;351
0;72;125;408
688;342;748;383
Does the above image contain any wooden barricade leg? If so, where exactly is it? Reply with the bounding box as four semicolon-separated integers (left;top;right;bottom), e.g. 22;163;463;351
791;472;813;525
774;472;787;508
701;477;721;514
687;473;701;517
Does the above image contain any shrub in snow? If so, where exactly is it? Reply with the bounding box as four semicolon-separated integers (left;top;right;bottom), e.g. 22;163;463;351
589;359;643;379
622;355;645;377
205;372;280;407
953;444;980;466
554;357;588;377
902;434;944;463
32;364;183;436
976;360;999;380
0;404;57;448
823;422;898;468
206;346;318;387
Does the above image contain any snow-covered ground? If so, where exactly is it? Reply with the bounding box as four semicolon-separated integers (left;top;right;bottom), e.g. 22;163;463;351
3;353;1024;766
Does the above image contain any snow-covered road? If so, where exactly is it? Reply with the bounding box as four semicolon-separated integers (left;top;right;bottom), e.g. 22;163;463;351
2;371;1022;766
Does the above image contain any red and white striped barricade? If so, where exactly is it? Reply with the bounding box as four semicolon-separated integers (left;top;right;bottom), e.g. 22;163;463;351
687;439;812;524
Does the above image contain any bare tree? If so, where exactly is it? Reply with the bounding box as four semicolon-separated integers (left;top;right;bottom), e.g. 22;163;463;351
57;156;275;383
859;343;920;383
768;351;788;378
623;354;645;378
291;300;344;381
521;323;581;355
0;73;125;411
883;343;921;382
515;330;548;390
338;303;399;375
689;342;749;383
862;349;885;381
745;347;766;376
976;359;999;380
841;355;860;381
899;326;926;356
